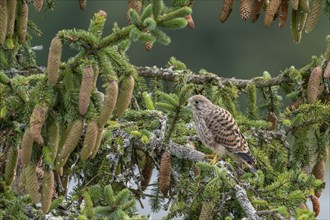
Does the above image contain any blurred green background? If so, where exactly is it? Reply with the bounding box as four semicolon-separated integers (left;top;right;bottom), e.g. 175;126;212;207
29;1;329;219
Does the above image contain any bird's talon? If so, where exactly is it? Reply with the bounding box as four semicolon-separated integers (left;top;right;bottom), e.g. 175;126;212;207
204;153;219;165
210;154;219;165
204;153;216;160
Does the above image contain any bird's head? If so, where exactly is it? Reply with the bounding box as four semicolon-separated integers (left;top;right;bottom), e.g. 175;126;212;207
187;95;211;112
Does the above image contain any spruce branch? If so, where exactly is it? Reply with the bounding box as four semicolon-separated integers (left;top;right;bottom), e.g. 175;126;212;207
135;66;293;89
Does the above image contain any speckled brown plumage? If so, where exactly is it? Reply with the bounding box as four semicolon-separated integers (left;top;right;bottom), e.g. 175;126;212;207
188;95;256;172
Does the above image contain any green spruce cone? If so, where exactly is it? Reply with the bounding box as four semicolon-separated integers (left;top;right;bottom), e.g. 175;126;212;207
5;146;19;186
98;80;118;126
297;10;308;32
17;1;28;44
80;121;98;161
79;65;95;115
47;36;63;86
112;76;135;119
41;170;54;213
24;163;40;204
33;0;44;12
48;122;60;163
29;103;48;145
291;9;302;43
89;126;104;159
0;0;8;45
56;120;84;170
21;128;34;167
6;0;16;38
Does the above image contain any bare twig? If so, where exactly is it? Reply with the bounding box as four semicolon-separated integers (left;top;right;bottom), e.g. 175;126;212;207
256;210;286;220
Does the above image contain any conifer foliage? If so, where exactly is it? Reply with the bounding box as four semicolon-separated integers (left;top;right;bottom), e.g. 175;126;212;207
0;0;329;219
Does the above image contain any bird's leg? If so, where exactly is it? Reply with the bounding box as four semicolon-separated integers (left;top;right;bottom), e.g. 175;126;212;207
204;153;220;165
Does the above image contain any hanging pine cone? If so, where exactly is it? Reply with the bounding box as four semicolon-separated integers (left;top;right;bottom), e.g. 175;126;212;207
0;0;7;45
29;103;48;145
278;0;288;28
89;127;104;159
264;0;282;27
17;1;28;44
250;0;264;23
80;121;98;161
98;80;118;127
307;66;323;104
219;0;234;23
4;146;18;186
290;0;299;10
21;128;34;167
144;41;154;51
141;156;154;191
310;195;320;217
128;0;142;23
240;0;252;21
199;199;215;220
55;120;84;171
41;170;54;213
34;0;44;12
305;0;322;33
324;61;330;79
24;163;40;204
47;36;63;86
6;0;17;39
79;0;87;10
79;65;95;115
133;0;142;14
112;75;135;119
48;122;60;163
159;151;171;196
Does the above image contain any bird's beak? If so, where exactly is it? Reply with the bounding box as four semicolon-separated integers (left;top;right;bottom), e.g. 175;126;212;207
187;98;192;109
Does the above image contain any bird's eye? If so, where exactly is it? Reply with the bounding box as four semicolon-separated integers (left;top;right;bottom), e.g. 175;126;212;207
194;101;199;105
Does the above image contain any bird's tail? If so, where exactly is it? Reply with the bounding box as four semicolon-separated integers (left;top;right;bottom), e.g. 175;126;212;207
249;165;257;174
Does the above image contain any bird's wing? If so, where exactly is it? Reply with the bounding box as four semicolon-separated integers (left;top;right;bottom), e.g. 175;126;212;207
204;108;255;165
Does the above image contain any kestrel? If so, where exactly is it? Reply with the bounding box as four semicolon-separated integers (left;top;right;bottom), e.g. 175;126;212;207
188;95;256;173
